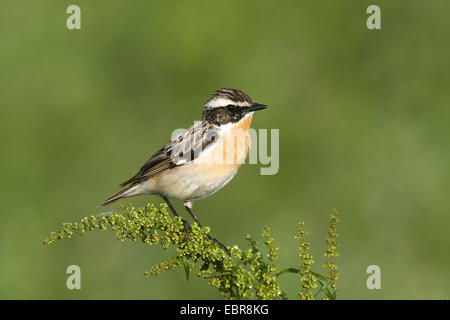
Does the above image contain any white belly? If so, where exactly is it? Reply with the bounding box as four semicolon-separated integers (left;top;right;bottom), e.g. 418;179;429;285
151;163;238;200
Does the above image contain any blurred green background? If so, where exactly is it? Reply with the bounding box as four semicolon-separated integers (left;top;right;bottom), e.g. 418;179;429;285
0;0;448;299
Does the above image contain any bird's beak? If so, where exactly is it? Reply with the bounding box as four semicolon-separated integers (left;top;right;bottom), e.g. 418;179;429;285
249;103;267;112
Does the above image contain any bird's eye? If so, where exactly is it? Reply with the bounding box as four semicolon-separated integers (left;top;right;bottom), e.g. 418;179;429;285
226;105;235;112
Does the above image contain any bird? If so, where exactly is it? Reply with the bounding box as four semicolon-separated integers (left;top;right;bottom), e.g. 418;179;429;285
100;88;267;254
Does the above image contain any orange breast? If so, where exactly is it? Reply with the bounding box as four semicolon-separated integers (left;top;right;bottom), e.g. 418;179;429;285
195;114;253;167
222;114;253;166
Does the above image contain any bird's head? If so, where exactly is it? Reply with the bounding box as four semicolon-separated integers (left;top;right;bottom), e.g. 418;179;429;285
202;88;267;126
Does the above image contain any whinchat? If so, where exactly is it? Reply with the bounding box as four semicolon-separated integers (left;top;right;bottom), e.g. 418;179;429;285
101;88;267;253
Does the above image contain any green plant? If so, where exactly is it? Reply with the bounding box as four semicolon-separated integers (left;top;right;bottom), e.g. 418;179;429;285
43;203;340;300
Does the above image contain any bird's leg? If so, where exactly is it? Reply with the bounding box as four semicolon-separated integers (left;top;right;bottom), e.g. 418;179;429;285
161;195;190;241
184;201;230;256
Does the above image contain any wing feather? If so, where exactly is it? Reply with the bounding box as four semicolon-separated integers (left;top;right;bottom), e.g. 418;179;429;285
119;122;218;187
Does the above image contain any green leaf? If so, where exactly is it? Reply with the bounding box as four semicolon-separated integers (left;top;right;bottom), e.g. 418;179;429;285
183;259;190;281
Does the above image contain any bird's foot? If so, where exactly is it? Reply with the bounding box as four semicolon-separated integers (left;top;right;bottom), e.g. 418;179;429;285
206;234;231;256
181;219;191;242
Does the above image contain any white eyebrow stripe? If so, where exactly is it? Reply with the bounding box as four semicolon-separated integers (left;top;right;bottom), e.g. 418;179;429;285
205;98;251;109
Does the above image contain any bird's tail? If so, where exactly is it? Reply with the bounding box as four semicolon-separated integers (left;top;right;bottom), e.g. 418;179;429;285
100;185;136;207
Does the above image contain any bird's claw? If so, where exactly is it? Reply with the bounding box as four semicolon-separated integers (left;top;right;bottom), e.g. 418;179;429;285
181;219;191;242
206;234;231;256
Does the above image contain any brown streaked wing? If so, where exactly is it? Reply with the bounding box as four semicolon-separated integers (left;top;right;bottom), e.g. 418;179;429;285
119;122;219;187
118;149;174;187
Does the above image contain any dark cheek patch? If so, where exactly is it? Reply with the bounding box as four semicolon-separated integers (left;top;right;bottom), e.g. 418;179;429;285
203;107;246;126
